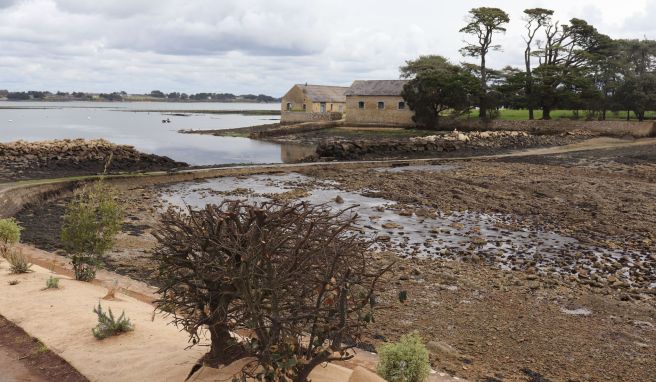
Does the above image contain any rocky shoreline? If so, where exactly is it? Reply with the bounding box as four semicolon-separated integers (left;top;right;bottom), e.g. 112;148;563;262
0;139;187;181
312;130;595;161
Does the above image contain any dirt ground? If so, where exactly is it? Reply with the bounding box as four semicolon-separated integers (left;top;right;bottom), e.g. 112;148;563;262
0;315;88;382
14;140;656;382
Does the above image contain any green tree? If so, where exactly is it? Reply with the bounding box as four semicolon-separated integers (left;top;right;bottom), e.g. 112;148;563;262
522;8;554;120
61;181;123;281
0;218;22;258
401;55;479;128
533;18;609;119
614;39;656;121
459;7;510;121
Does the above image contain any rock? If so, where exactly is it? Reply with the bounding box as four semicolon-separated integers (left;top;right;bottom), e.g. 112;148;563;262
377;235;391;242
335;195;344;204
382;222;404;230
426;340;462;359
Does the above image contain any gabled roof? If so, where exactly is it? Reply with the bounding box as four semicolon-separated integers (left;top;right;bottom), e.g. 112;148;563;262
345;80;409;96
293;84;348;103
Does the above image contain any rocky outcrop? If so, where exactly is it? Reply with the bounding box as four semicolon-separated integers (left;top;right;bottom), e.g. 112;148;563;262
313;130;593;160
0;139;187;181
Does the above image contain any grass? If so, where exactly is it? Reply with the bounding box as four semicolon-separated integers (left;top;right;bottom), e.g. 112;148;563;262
496;109;656;121
92;302;134;339
45;275;60;290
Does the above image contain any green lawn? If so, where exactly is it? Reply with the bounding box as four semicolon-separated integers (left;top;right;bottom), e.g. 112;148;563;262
496;109;656;121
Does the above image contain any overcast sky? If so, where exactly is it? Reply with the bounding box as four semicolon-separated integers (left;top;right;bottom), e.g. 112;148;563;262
0;0;653;96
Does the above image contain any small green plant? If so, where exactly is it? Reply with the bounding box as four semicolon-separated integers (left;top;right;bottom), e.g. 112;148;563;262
0;218;22;258
6;249;32;274
377;333;431;382
45;276;60;289
92;302;133;340
61;180;123;282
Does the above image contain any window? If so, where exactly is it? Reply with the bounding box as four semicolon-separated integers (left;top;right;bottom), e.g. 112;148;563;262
286;102;292;111
358;101;365;109
378;101;385;110
303;103;307;111
398;101;406;110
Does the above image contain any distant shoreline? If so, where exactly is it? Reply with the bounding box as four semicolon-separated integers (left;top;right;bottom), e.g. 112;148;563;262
0;99;279;104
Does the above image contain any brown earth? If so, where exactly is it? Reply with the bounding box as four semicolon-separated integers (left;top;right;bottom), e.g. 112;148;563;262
0;315;88;382
12;141;656;382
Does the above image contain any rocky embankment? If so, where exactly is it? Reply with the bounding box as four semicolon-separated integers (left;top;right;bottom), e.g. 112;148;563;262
313;130;594;160
0;139;187;181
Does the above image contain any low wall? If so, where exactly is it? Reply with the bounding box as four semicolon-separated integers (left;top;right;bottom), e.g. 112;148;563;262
0;181;78;218
455;120;656;138
281;111;342;124
250;120;344;139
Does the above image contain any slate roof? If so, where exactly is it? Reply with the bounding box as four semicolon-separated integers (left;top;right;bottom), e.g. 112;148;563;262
345;80;409;96
294;84;348;103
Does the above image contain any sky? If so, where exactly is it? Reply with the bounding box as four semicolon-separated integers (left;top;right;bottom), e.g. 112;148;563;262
0;0;653;96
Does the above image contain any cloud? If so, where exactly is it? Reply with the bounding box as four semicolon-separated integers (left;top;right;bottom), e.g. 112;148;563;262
0;0;650;95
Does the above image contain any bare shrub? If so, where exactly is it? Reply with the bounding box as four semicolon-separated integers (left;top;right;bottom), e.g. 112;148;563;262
153;201;391;381
6;249;32;274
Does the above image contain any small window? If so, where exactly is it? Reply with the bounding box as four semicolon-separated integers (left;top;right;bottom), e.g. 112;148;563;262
398;101;406;110
303;104;307;111
286;102;292;111
358;101;365;109
377;101;385;110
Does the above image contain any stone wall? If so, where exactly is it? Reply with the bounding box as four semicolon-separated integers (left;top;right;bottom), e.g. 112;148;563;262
281;111;343;124
345;96;415;126
313;131;587;161
456;119;656;138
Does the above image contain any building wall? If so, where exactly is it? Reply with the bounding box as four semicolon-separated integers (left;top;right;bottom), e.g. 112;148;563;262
281;85;346;122
281;85;307;112
280;111;343;124
345;96;414;126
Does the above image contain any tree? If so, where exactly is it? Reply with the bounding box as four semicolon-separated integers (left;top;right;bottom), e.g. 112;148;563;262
61;180;123;281
153;201;390;381
400;56;479;128
459;7;510;121
533;18;609;119
150;90;166;98
522;8;554;120
0;218;22;258
614;39;656;121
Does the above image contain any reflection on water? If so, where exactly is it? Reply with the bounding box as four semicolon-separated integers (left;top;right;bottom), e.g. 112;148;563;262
280;143;317;163
0;101;315;166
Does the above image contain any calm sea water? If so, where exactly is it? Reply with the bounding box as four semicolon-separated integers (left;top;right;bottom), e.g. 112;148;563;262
0;101;303;165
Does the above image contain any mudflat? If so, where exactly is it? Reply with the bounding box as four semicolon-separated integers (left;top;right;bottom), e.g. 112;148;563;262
14;139;656;381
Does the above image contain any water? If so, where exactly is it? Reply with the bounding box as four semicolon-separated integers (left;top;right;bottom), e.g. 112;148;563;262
0;101;309;166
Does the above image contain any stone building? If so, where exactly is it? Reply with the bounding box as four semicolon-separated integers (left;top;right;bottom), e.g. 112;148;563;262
344;80;414;126
280;84;348;124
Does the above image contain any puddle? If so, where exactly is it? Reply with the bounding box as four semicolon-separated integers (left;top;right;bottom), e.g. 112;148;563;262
157;172;653;289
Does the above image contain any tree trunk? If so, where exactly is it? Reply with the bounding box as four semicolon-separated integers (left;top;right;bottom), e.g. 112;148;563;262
525;50;534;120
206;297;242;367
542;106;552;120
479;55;487;121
